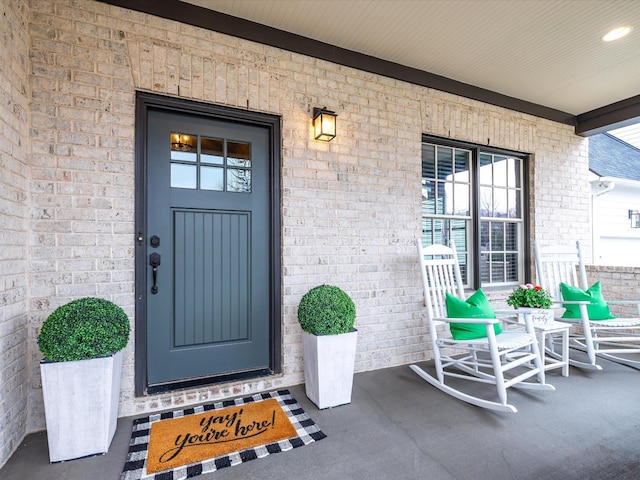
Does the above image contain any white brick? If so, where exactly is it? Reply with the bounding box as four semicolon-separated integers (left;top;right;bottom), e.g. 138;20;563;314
0;0;30;468
0;0;596;465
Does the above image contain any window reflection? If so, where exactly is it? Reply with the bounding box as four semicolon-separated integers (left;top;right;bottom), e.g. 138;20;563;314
454;150;469;177
479;154;522;219
493;156;508;187
201;166;224;191
436;148;453;180
171;164;197;189
493;188;508;218
201;137;224;165
227;169;251;193
169;134;252;193
171;133;196;161
228;141;251;167
422;217;470;285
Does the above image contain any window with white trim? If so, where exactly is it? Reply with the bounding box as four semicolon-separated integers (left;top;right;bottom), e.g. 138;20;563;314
421;136;529;288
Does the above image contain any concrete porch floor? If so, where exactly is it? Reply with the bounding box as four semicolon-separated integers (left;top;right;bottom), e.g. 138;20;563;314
2;358;640;480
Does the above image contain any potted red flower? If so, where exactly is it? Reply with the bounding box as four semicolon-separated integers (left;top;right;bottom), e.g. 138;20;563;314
506;284;553;309
506;284;554;324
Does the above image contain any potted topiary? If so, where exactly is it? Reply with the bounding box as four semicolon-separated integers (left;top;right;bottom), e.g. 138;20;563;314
297;285;357;409
38;297;130;462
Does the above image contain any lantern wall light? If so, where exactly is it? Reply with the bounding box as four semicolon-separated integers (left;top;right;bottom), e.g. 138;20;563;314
312;107;337;142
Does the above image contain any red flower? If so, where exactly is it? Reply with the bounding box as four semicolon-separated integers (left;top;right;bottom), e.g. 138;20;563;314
534;286;542;291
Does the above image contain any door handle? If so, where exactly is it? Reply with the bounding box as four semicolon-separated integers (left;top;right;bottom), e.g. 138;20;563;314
150;252;161;294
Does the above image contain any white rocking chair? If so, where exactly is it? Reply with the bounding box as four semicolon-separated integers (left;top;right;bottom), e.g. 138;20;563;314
534;240;640;370
410;241;554;413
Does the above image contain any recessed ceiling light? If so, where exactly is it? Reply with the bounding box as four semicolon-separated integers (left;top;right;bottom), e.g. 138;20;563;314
602;26;633;42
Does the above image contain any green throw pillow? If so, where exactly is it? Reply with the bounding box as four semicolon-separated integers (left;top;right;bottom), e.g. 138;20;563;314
445;289;502;340
560;281;616;320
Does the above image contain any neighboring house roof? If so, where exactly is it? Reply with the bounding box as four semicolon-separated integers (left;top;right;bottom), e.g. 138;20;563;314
589;133;640;182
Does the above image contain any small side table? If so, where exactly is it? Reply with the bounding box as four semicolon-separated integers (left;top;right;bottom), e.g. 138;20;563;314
516;310;571;377
532;320;570;377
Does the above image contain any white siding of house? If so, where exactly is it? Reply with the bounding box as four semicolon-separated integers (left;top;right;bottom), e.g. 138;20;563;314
609;124;640;149
591;179;640;266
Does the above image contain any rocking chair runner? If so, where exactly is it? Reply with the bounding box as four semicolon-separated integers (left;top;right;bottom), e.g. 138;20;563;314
534;240;640;370
411;241;554;413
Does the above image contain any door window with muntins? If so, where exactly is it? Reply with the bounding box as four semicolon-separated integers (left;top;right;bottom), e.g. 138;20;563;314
170;132;252;193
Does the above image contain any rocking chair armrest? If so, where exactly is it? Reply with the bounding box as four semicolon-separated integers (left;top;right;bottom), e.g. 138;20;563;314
494;308;542;333
550;300;589;306
494;308;550;318
434;316;500;325
492;310;521;325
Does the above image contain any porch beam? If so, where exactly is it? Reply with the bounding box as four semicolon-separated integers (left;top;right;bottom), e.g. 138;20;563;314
575;94;640;136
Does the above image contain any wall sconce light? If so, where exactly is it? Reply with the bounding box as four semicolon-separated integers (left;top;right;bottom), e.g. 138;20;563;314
313;107;337;141
629;210;640;228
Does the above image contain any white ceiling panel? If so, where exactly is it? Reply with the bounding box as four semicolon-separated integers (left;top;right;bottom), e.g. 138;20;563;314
182;0;640;116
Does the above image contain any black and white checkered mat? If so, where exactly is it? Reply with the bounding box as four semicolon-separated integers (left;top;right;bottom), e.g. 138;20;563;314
120;389;326;480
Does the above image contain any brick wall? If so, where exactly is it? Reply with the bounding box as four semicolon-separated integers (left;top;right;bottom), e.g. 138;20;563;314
586;265;640;317
0;0;30;468
17;0;590;435
26;0;137;431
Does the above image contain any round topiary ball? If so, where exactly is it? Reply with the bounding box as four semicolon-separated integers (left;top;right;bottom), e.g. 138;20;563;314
38;297;130;362
297;285;356;335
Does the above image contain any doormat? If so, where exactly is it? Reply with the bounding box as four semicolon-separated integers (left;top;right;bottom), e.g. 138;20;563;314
120;389;326;480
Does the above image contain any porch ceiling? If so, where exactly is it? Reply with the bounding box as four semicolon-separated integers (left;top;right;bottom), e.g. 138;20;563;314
105;0;640;134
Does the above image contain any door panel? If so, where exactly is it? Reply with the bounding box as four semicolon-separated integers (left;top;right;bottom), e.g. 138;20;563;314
145;109;270;386
173;209;250;347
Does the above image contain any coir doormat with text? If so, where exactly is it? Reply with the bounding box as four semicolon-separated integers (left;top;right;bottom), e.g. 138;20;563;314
120;389;326;480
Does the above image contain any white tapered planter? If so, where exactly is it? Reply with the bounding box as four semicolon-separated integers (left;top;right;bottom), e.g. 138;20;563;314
302;329;357;409
40;350;123;462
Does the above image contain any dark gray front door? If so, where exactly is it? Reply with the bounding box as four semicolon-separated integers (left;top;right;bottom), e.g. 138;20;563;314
144;108;271;387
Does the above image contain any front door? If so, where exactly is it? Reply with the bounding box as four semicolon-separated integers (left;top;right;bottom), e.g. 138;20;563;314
137;99;279;393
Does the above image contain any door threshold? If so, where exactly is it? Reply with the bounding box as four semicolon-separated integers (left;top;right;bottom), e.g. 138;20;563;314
145;368;274;395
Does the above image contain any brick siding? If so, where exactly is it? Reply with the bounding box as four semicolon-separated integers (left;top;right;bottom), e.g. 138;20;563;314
0;0;30;468
0;0;593;465
586;266;640;318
